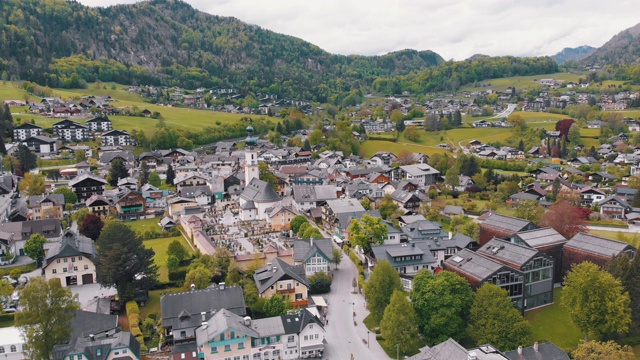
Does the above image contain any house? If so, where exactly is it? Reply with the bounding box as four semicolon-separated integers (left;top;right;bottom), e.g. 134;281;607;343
510;227;568;283
266;204;297;231
114;190;146;221
117;177;138;191
390;190;421;212
28;194;64;221
597;195;633;219
159;217;176;231
444;249;525;310
478;238;554;310
85;116;113;133
479;213;537;245
562;233;636;278
368;242;438;290
0;219;62;257
43;230;96;287
279;309;326;360
52;331;140;360
293;238;333;276
69;174;108;202
291;185;338;213
160;284;246;346
12;123;43;141
101;129;134;146
23;135;57;154
168;197;199;218
395;164;440;186
85;194;112;217
254;258;309;308
321;199;366;234
0;327;26;360
579;187;606;207
504;342;570;360
52;119;89;141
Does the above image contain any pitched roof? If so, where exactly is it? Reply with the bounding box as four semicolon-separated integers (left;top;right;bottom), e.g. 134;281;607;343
70;310;118;340
444;248;520;281
477;238;541;268
481;213;534;233
52;331;140;360
504;342;570;360
240;178;280;203
565;232;634;257
69;173;108;187
281;308;324;335
513;227;567;248
195;309;258;346
253;258;308;294
45;231;95;267
28;193;65;207
293;239;333;263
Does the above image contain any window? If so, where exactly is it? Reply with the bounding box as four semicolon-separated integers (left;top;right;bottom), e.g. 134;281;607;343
96;349;102;356
52;269;57;274
315;334;319;339
72;257;76;262
74;266;78;271
0;347;4;354
304;335;308;341
84;265;89;270
225;345;231;352
63;268;67;273
64;258;68;263
288;335;295;343
238;343;245;350
122;350;127;354
211;346;218;354
57;259;60;263
79;256;83;260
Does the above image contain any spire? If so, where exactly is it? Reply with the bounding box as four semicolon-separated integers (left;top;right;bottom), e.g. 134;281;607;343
245;125;257;149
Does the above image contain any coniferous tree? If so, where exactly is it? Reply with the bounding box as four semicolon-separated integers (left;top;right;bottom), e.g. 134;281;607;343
108;158;128;187
165;163;175;185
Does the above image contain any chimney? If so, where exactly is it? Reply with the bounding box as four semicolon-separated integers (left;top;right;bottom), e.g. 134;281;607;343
219;282;225;291
273;267;277;273
201;312;206;322
310;238;314;247
89;334;95;341
190;284;196;291
243;316;251;326
449;231;452;239
267;263;272;271
411;243;415;248
533;342;539;352
467;351;477;360
517;346;522;354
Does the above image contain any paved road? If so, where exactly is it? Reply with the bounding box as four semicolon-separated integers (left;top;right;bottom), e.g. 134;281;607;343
323;248;391;360
587;224;640;233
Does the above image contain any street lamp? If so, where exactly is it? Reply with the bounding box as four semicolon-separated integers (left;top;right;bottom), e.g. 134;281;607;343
367;331;370;348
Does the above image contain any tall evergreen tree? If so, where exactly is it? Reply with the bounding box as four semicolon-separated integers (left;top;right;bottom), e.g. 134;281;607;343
16;144;37;174
166;163;175;185
139;161;150;186
108;158;128;187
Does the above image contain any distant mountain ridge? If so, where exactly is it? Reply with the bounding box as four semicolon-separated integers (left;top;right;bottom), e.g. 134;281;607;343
551;46;595;64
582;22;640;65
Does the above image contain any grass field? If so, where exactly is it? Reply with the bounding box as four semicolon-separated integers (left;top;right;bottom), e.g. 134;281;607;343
459;73;583;93
126;218;163;234
525;288;584;352
143;235;194;282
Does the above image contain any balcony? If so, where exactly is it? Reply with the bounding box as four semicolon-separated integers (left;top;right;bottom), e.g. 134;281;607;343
276;288;295;294
291;299;308;307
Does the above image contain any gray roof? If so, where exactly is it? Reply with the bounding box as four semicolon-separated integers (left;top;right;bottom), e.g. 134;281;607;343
0;218;62;241
481;213;533;233
402;220;448;241
70;310;118;340
370;242;437;270
514;227;567;248
504;342;569;360
45;230;95;267
478;238;541;268
196;309;258;346
99;150;135;164
325;199;365;215
251;316;286;337
443;205;464;215
254;257;308;294
69;173;108;187
293;239;333;263
565;232;634;257
52;331;140;360
406;338;468;360
160;285;246;331
444;248;520;281
400;164;440;176
281;308;324;335
28;193;65;207
240;178;280;203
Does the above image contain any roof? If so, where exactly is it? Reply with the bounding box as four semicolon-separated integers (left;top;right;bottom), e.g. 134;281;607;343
481;213;533;233
514;227;567;248
52;331;140;360
69;173;108;187
240;178;280;203
70;310;118;340
45;230;96;267
253;258;308;294
293;239;333;263
195;309;258;346
565;232;634;257
0;327;24;347
477;238;541;268
281;308;324;335
370;242;437;269
250;316;286;337
400;164;440;176
325;198;365;214
160;285;246;331
0;219;62;241
504;342;570;360
444;248;520;282
28;193;65;207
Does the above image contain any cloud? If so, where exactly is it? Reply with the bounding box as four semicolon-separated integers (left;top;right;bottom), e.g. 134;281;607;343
77;0;640;60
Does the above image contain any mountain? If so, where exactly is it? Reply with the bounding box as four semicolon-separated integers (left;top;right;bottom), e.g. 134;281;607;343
551;46;595;64
0;0;443;102
582;22;640;65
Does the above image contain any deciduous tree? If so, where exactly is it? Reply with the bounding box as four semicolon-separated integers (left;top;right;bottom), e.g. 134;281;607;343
289;215;308;234
15;278;79;360
167;239;189;262
379;194;400;220
184;266;212;290
572;340;634;360
148;171;161;187
514;199;544;224
608;252;640;327
347;214;388;251
381;290;422;355
94;221;158;301
19;172;45;196
52;186;77;205
539;201;587;239
262;294;287;316
411;270;474;344
332;247;342;269
563;262;631;341
468;283;531;350
79;214;104;240
364;260;403;323
24;233;47;267
308;271;332;294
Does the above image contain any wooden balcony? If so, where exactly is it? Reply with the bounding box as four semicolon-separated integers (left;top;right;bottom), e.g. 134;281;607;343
291;299;308;307
276;288;295;294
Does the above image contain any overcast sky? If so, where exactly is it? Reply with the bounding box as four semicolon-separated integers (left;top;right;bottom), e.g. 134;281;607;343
77;0;640;60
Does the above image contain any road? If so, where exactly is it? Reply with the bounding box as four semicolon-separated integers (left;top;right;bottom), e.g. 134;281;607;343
457;103;517;154
587;224;640;233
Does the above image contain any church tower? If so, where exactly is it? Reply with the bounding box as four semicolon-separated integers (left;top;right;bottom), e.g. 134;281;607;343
244;125;259;185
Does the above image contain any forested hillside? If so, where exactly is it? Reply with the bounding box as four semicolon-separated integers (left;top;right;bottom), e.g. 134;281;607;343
0;0;443;102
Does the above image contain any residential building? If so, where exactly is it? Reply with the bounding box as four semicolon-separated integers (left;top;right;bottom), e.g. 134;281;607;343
266;204;297;231
368;242;438;290
510;227;567;283
43;230;96;287
504;342;570;360
562;233;636;278
0;327;26;360
52;119;89;141
101;129;134;146
69;174;108;202
254;258;309;308
394;164;440;186
52;331;140;360
114;190;146;221
293;238;333;276
0;219;62;257
28;194;64;221
85;116;113;133
478;238;554;310
23;135;57;154
12;123;43;141
85;194;112;217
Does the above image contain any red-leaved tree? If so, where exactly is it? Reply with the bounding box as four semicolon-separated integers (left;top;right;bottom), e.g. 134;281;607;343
555;118;576;140
79;214;105;241
538;201;586;239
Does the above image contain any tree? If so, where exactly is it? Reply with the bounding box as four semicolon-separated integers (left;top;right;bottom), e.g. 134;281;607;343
0;278;14;305
568;123;583;145
167;239;189;262
263;294;287;317
572;340;635;360
94;221;158;301
259;162;279;191
379;194;400;220
108;158;128;187
360;197;372;210
74;149;87;163
563;262;631;340
16;144;37;174
15;278;79;360
19;172;45;196
364;260;403;323
347;214;388;251
300;226;322;239
539;201;587;239
289;215;309;234
445;166;460;190
308;271;332;294
608;252;640;326
71;208;91;225
380;290;422;355
514;199;544;223
184;266;212;290
148;172;161;187
332;247;342;269
469;283;531;350
403;126;421;142
507;114;527;132
165;164;175;185
411;270;474;344
458;221;480;240
24;233;47;267
79;214;104;241
167;255;180;271
139;161;150;186
53;186;77;205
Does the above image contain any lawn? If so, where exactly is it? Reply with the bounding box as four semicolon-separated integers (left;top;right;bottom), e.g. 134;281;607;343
525;287;584;352
126;218;163;234
143;235;194;282
459;73;582;93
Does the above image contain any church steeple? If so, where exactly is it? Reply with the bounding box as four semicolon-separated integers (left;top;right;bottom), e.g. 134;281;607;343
244;125;259;185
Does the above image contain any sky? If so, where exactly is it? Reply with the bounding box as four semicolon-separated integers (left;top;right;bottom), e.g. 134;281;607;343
77;0;640;60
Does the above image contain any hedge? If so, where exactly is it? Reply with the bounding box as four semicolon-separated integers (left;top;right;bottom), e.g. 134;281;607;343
126;301;140;315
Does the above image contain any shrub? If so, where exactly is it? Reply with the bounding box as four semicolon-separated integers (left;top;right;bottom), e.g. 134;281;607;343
128;314;140;327
168;269;187;281
126;301;140;315
130;326;142;337
308;271;332;294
